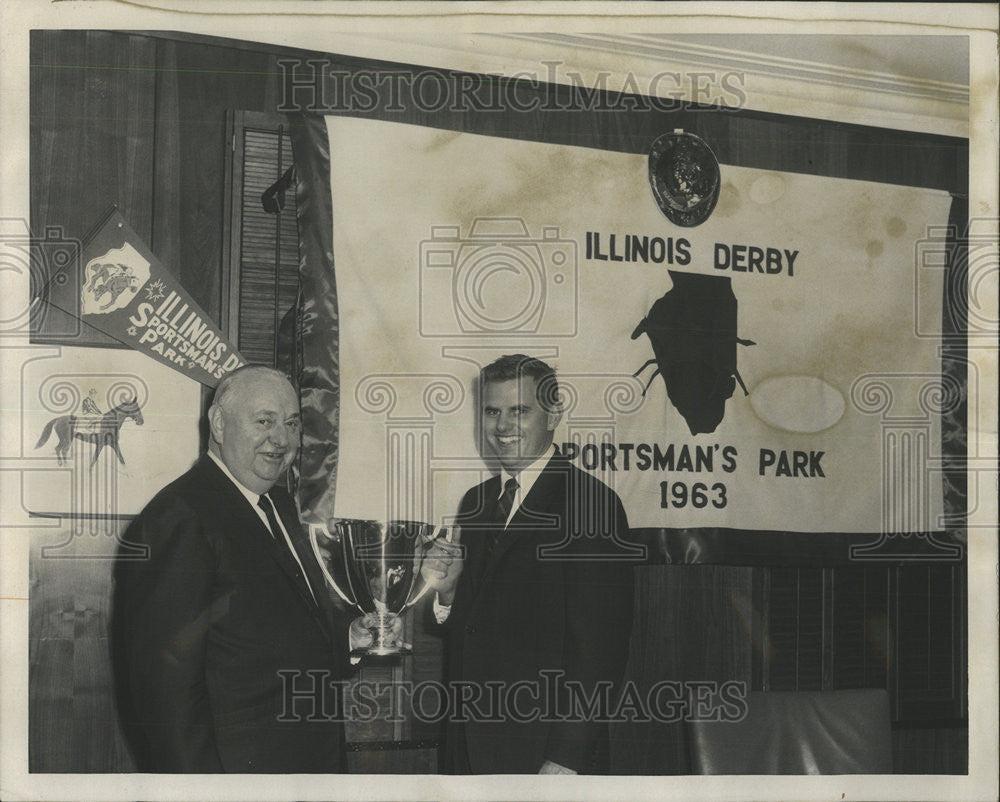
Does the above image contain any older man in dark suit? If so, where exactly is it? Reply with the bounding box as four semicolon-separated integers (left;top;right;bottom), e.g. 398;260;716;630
112;365;392;772
422;355;638;775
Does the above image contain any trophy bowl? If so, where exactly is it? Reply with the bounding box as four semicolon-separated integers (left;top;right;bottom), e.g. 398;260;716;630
311;519;445;657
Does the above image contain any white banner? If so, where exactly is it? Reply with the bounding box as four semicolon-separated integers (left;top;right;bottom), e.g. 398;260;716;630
326;116;950;533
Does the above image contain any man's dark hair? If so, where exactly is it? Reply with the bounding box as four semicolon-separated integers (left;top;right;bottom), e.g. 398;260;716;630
480;354;561;412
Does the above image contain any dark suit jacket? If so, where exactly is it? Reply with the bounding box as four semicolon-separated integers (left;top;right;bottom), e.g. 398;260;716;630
443;454;636;774
112;455;352;772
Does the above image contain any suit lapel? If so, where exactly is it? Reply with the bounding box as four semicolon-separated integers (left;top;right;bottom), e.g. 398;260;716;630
198;459;328;637
271;489;336;622
271;488;346;650
261;490;320;612
461;476;501;607
480;457;569;579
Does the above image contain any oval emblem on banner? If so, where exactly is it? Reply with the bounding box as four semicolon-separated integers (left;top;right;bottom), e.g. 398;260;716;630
750;375;846;433
648;130;721;227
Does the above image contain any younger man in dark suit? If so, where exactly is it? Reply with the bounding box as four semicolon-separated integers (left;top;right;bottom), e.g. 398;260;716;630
422;355;638;774
113;365;395;772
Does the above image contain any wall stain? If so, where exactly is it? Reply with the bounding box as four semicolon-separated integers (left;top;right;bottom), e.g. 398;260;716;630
885;216;907;237
749;173;786;205
713;181;741;218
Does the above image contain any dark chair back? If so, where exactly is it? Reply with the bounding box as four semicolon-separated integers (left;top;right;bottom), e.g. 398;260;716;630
688;689;893;774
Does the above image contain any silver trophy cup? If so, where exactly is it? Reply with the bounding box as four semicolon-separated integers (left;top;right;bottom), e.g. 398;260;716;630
311;519;445;657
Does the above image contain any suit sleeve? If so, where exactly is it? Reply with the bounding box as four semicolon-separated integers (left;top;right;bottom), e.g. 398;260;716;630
545;485;635;773
114;495;225;772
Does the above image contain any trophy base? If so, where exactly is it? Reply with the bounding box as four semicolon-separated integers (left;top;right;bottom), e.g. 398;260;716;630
351;644;413;658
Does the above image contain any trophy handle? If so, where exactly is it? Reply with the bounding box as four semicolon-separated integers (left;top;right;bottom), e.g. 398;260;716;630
309;523;357;608
402;524;448;610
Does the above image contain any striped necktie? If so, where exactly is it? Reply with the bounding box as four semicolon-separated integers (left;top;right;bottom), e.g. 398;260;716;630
486;476;519;559
496;476;519;526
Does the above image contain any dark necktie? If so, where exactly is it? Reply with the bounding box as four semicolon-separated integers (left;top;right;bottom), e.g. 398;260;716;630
486;476;519;557
258;492;316;603
257;492;283;541
496;476;519;525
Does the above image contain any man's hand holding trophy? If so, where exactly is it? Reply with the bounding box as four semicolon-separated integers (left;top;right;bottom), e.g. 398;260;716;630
348;611;408;654
311;520;462;658
419;527;464;605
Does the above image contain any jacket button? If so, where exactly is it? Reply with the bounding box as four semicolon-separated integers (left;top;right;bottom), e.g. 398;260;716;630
465;624;476;635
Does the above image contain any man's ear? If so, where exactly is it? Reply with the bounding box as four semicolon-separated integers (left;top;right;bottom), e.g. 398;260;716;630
208;404;225;445
546;409;562;432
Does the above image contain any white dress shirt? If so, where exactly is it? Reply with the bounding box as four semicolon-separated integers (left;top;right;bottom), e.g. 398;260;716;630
499;443;558;527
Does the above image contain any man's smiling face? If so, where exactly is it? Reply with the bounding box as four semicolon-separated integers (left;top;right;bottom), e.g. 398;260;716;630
481;377;560;474
210;372;301;494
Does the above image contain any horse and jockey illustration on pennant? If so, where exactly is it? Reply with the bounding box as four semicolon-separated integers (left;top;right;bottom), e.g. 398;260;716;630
83;261;142;311
36;386;144;467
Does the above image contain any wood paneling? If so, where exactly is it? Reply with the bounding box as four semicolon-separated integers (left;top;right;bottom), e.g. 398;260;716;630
832;567;890;690
151;39;182;276
761;564;966;729
767;567;825;691
169;41;285;320
29;527;136;772
30;30;157;345
29;31;157;244
894;563;965;722
611;566;754;774
30;31;291;339
892;726;968;774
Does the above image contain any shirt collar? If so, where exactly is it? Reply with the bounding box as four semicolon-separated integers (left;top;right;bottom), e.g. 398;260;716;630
208;449;271;507
499;443;558;500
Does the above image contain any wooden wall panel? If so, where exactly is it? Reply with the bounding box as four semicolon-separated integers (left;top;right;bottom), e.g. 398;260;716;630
611;566;754;775
762;564;965;728
894;563;965;722
29;31;289;330
151;39;182;279
892;726;968;774
29;30;157;344
28;527;136;772
832;567;890;690
169;41;285;320
29;31;157;244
